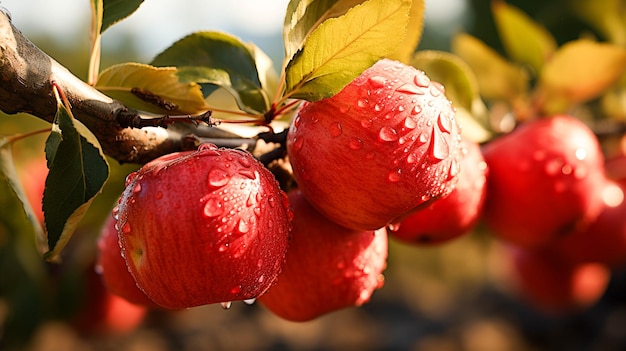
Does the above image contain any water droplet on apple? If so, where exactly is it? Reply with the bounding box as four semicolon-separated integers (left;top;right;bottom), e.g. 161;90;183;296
378;126;398;142
575;148;587;160
199;143;219;152
357;99;368;108
419;133;428;144
132;183;142;194
238;168;257;180
397;83;421;95
349;137;364;150
293;115;301;128
437;113;452;133
329;122;342;137
369;76;387;88
218;243;229;252
414;73;430;87
374;104;383;112
292;137;304;152
220;301;232;309
112;205;120;220
230;286;242;295
243;298;256;305
125;172;138;186
121;222;131;234
403;117;417;129
268;195;276;208
208;167;230;188
387;169;402;183
430;84;442;97
428;128;449;160
237;219;249;233
203;197;224;217
406;153;418;164
361;119;373;128
561;164;573;175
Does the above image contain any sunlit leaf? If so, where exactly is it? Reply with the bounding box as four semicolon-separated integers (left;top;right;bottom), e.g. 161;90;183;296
102;0;144;33
388;0;425;63
89;0;103;85
571;0;626;46
151;32;270;114
43;102;109;261
285;0;412;101
96;63;209;114
410;50;491;142
283;0;364;62
492;1;556;75
537;39;626;114
452;33;529;102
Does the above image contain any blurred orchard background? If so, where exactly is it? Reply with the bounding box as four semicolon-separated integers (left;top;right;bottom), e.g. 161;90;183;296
1;0;626;350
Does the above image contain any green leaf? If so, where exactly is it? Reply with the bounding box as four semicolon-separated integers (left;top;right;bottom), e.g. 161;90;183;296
283;0;365;62
388;0;425;63
96;63;209;114
492;1;556;75
43;103;109;261
285;0;412;101
537;39;626;115
102;0;144;33
452;33;529;102
0;139;46;256
410;50;492;142
151;32;270;114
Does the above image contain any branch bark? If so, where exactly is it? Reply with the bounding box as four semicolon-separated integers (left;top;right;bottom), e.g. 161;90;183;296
0;11;249;164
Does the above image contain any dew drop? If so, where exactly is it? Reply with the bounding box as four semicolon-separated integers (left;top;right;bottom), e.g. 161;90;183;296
132;183;142;194
293;116;301;128
430;84;442;97
437;113;452;133
203;197;224;217
238;168;257;180
199;143;219;152
349;137;364;150
237;156;252;168
329;122;342;137
404;117;417;129
361;119;373;128
414;73;430;87
374;104;383;112
378;126;399;142
406;153;418;164
428;128;449;160
243;298;257;305
387;169;402;183
411;105;422;115
369;76;387;88
448;159;460;179
208;167;230;188
112;206;120;220
230;286;242;295
339;105;349;114
357;99;368;108
397;83;421;95
237;219;249;234
292;137;304;152
220;301;232;310
419;133;429;144
575;148;587;161
121;222;132;234
125;172;138;186
218;243;229;252
421;194;430;202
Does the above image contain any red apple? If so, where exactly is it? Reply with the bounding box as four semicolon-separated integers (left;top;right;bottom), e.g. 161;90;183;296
115;143;292;309
287;58;463;231
97;213;159;308
551;180;626;268
389;138;488;244
507;246;610;313
259;190;388;322
72;262;147;335
482;115;606;248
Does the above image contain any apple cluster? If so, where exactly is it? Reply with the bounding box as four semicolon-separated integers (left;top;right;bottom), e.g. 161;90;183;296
95;58;622;322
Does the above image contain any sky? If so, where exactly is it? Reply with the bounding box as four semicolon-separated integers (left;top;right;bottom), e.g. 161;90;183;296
1;0;469;64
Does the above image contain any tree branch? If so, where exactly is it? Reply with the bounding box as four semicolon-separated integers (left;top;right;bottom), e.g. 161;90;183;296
0;11;251;164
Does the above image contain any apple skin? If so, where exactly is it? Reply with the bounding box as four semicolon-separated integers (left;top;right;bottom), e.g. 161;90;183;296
507;246;610;313
482;115;606;248
551;180;626;268
97;213;159;308
287;58;463;231
115;144;292;309
389;139;488;245
259;190;388;322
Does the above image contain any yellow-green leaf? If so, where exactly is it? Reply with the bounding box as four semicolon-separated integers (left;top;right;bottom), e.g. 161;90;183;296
492;1;556;75
571;0;626;46
285;0;412;101
96;63;209;114
388;0;425;63
537;39;626;114
283;0;365;62
452;33;529;102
